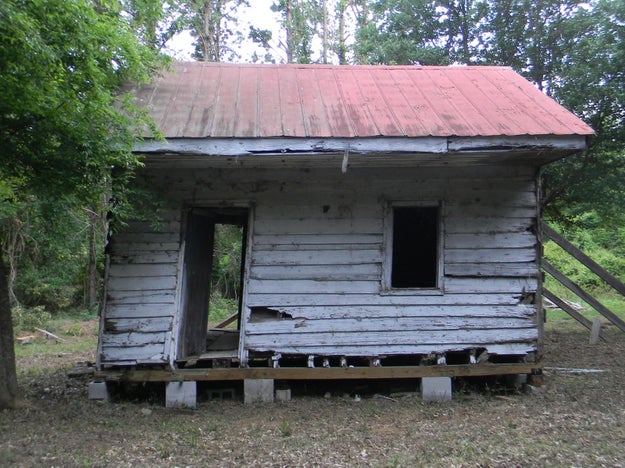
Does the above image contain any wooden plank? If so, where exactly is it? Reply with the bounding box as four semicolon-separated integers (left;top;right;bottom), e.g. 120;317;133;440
106;291;176;305
247;279;380;295
245;316;535;335
247;293;524;307
108;263;178;278
107;275;177;292
445;248;536;264
111;232;180;244
106;303;175;319
96;363;542;383
110;242;181;253
249;264;381;281
102;331;167;347
110;251;180;265
253;217;384;235
445;217;533;234
445;262;538;277
100;343;167;363
253;243;381;252
254;234;382;245
542;222;625;297
446;232;536;249
542;261;625;333
105;317;173;333
249;304;536;320
444;277;537;294
244;342;536;356
251;249;382;266
244;328;538;348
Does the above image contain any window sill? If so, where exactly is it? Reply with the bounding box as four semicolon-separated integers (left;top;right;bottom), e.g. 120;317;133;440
379;287;444;296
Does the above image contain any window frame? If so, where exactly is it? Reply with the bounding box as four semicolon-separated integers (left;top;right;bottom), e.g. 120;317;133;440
381;201;444;295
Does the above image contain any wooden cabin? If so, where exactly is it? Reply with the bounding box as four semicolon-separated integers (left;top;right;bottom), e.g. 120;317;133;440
95;63;593;392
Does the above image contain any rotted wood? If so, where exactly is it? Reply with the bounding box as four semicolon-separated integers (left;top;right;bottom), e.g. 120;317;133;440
96;363;542;383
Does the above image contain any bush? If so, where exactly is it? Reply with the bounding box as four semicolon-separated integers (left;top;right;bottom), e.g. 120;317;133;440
11;305;51;333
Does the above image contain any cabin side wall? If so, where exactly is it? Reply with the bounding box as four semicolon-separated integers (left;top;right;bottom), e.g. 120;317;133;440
99;209;182;366
99;164;541;366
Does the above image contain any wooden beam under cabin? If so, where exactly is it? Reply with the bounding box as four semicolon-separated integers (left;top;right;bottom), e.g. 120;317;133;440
95;363;542;383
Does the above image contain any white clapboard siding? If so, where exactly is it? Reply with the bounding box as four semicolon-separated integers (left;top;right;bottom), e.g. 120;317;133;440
99;164;543;365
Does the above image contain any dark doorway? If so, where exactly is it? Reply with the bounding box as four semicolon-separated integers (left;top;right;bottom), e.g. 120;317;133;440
178;207;248;359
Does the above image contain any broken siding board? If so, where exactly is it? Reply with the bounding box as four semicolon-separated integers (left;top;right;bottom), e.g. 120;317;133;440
110;242;181;253
111;232;180;244
248;305;536;320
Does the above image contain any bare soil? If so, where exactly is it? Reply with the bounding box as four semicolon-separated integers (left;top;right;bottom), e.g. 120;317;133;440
2;320;625;467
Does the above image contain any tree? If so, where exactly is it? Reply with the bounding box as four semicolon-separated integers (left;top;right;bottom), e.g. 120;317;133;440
0;0;165;409
182;0;249;62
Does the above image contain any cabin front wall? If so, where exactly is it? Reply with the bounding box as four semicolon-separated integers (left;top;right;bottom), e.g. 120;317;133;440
99;163;541;367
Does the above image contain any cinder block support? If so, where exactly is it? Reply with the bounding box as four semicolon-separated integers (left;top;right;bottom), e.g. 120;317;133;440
421;377;452;402
244;379;274;404
166;381;197;408
88;381;110;402
275;388;292;402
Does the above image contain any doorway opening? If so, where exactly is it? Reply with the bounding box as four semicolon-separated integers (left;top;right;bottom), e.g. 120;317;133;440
178;207;249;362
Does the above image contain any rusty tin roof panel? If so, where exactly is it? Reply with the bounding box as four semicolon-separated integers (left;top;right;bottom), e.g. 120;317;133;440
134;62;594;139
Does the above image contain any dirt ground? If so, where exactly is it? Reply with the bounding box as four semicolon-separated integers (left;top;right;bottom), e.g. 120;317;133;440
1;321;625;467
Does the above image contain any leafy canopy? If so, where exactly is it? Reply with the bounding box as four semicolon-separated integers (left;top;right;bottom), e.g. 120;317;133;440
0;0;166;212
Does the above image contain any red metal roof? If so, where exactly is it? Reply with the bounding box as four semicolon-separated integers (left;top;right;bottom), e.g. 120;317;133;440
134;62;594;139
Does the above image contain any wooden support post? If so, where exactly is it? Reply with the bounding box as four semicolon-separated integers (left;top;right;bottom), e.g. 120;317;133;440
589;318;602;345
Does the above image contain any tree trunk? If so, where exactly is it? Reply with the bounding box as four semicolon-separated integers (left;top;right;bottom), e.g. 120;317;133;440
0;252;19;409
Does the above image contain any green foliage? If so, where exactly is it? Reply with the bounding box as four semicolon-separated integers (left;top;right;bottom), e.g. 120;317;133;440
11;305;51;333
544;217;625;294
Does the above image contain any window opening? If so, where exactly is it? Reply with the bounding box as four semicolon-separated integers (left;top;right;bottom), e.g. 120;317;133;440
391;206;439;288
